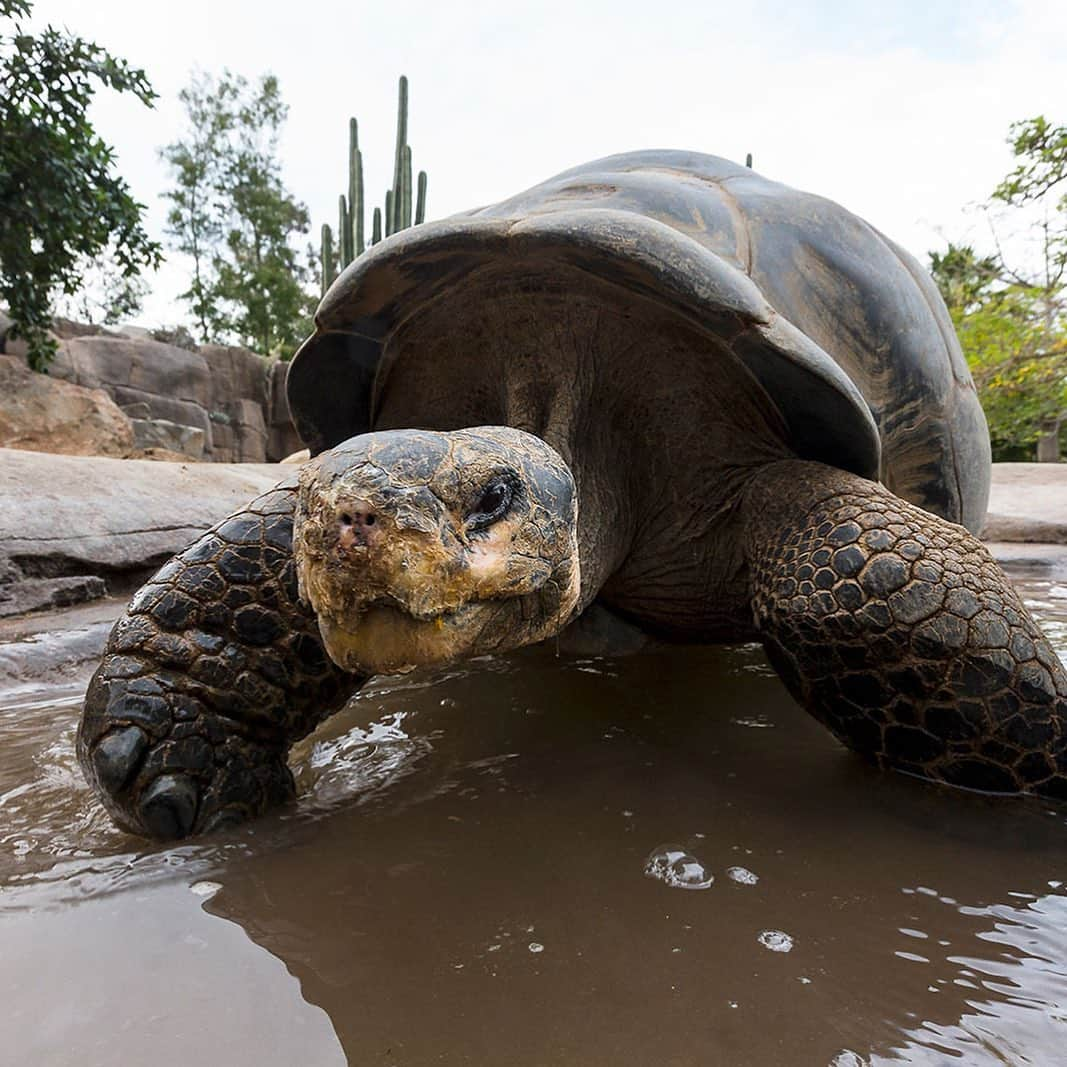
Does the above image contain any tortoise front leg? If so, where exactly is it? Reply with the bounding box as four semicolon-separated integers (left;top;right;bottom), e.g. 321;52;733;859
77;479;365;839
744;460;1067;797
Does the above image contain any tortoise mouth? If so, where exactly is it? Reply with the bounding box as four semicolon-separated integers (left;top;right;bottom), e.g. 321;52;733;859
316;599;484;675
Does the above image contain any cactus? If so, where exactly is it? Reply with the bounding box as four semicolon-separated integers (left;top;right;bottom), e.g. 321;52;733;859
415;170;427;225
350;119;364;257
402;145;412;229
320;223;336;293
319;75;429;295
338;194;351;266
391;75;409;234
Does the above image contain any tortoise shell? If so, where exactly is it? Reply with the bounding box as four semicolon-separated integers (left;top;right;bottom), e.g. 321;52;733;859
288;149;990;533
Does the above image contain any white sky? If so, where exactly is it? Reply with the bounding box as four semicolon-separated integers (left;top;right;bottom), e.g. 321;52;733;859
30;0;1067;329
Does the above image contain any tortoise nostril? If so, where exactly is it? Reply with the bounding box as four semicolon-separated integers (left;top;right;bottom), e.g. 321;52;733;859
337;508;378;532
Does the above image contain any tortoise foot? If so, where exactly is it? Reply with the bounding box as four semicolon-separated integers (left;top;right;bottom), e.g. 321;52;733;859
76;482;365;839
80;664;295;840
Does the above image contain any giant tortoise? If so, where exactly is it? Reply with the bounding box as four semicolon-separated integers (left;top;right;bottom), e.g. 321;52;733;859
78;150;1067;839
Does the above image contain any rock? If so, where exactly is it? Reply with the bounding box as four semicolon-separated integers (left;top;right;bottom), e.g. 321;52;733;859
111;386;214;449
31;326;307;464
130;418;206;459
2;330;61;364
0;598;124;686
201;344;269;409
0;448;285;618
0;575;107;617
52;318;117;341
52;335;214;409
268;360;303;461
982;463;1067;545
114;324;154;341
0;355;134;457
125;447;201;462
232;397;268;462
281;448;311;464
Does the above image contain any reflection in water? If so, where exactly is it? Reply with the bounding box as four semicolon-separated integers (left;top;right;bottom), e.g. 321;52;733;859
0;567;1066;1065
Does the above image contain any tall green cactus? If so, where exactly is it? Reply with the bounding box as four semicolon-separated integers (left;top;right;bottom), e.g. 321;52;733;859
320;223;336;293
319;75;429;295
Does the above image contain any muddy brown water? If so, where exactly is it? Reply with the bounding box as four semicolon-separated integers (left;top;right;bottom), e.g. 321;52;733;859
2;559;1067;1066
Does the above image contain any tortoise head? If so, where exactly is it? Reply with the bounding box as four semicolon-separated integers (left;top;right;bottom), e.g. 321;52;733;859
293;427;581;674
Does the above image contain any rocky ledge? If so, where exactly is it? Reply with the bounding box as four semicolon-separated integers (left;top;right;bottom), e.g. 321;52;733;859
0;317;302;463
0;449;285;617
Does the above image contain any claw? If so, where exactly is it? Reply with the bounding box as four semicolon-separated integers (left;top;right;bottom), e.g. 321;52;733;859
139;774;199;839
91;726;148;795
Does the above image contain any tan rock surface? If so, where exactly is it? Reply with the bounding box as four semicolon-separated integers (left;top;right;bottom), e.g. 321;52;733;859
983;463;1067;544
0;355;134;458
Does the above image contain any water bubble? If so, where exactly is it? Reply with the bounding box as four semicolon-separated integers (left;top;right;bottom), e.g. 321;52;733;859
728;866;759;885
830;1052;868;1067
758;930;794;953
644;846;714;890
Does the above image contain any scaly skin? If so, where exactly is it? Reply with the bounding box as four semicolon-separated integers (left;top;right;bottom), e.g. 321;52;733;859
745;460;1067;796
77;480;364;839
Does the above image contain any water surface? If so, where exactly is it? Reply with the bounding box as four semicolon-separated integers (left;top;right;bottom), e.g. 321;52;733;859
2;561;1067;1065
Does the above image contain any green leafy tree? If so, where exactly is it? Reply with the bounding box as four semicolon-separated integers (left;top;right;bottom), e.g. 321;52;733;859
931;246;1066;460
162;71;314;356
159;72;234;343
994;116;1067;206
0;0;161;369
930;117;1067;461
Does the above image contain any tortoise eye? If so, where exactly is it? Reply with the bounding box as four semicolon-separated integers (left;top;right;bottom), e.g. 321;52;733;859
467;478;514;531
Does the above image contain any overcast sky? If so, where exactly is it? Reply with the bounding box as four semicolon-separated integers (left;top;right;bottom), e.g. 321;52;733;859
31;0;1067;328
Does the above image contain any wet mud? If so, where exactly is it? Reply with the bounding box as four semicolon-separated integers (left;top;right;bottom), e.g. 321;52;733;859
2;563;1067;1065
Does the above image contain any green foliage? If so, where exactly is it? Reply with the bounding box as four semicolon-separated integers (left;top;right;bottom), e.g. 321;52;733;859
0;0;161;369
931;247;1066;459
162;70;315;357
994;117;1067;207
321;75;429;294
931;117;1067;461
159;71;231;343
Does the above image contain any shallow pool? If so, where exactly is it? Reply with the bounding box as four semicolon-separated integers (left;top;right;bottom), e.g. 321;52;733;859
2;561;1067;1066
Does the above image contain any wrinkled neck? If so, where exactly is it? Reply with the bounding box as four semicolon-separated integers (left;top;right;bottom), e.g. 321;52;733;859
372;269;639;614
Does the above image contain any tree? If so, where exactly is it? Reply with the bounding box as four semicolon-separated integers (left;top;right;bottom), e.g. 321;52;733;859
930;117;1067;461
0;0;161;369
161;71;315;356
52;242;150;327
159;72;234;343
